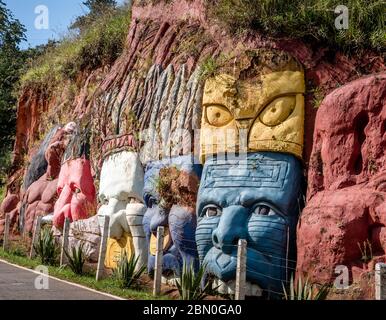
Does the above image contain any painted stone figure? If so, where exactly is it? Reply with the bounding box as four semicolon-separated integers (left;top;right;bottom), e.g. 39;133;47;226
52;130;96;229
97;134;147;269
132;63;203;277
19;122;77;233
196;49;305;296
200;49;304;162
142;155;201;275
196;152;303;295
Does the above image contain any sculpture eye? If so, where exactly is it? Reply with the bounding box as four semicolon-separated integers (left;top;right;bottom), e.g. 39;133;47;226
99;195;108;205
259;96;296;126
149;197;157;208
204;205;222;218
205;105;233;127
253;205;276;216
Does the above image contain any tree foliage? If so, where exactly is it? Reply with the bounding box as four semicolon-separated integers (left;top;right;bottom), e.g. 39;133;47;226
71;0;117;32
0;0;26;183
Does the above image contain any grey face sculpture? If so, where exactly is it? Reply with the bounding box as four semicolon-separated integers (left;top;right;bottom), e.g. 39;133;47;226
196;152;304;296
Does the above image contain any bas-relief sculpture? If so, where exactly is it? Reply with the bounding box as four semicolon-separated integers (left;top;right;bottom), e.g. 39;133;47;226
19;122;76;233
52;129;97;229
196;50;305;296
200;50;305;162
52;157;96;229
142;156;202;275
132;64;202;276
97;134;147;269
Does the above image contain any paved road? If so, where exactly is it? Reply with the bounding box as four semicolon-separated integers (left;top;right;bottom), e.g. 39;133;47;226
0;260;118;300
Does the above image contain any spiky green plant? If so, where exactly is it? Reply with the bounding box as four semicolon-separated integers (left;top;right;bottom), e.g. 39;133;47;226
282;275;330;300
64;242;86;275
175;261;212;300
33;227;59;266
113;251;146;289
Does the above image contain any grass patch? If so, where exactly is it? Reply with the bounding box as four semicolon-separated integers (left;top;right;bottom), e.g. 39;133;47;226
20;7;131;93
208;0;385;52
0;248;167;300
0;185;5;204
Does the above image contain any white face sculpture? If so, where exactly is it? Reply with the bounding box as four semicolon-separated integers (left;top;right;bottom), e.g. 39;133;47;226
97;151;147;267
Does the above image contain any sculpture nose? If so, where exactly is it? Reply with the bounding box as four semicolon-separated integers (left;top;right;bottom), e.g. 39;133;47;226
236;118;254;130
212;205;249;254
150;205;169;233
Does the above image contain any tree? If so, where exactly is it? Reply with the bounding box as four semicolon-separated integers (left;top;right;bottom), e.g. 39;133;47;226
0;0;26;183
71;0;117;32
83;0;117;16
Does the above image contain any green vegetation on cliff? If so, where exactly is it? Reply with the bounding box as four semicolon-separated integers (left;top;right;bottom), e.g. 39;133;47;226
21;4;131;92
0;0;26;188
209;0;385;52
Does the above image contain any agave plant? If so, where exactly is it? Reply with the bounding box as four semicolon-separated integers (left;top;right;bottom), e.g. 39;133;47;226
33;227;59;266
175;260;212;300
282;274;330;300
113;251;146;289
64;242;86;275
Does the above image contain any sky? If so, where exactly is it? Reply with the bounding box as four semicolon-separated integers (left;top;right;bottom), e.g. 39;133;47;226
4;0;126;49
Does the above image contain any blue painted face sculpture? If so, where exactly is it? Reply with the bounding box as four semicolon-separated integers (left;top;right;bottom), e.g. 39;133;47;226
196;152;303;296
143;155;202;275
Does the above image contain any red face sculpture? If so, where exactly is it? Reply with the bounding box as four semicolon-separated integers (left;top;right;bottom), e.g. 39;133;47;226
297;74;386;285
53;158;96;229
0;124;76;234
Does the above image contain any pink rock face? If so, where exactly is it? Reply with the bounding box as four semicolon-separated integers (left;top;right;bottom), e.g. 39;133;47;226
297;74;386;285
18;126;74;233
0;193;19;234
23;175;58;233
53;158;96;229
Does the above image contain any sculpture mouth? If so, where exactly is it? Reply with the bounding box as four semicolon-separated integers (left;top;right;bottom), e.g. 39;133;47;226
149;226;173;255
203;247;237;281
212;279;263;297
203;246;279;291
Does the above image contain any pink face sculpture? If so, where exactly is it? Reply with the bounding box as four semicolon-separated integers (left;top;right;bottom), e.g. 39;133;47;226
53;158;96;229
297;74;386;285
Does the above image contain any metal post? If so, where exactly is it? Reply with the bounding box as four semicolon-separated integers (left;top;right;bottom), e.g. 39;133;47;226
96;215;110;281
375;263;386;300
60;218;70;266
153;226;164;296
29;216;42;259
235;239;247;300
2;214;10;252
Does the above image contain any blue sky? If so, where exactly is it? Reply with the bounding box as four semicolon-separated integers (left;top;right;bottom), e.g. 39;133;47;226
4;0;126;49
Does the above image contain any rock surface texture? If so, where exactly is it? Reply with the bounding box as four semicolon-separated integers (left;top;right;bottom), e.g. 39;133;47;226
297;74;386;292
0;0;384;298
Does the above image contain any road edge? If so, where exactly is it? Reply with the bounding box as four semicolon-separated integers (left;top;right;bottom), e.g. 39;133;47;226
0;258;125;300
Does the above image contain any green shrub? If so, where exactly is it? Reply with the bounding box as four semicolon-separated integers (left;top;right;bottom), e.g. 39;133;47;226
64;242;87;275
282;274;330;300
175;261;212;300
113;251;146;289
21;7;131;92
0;185;5;204
33;227;59;266
9;240;29;257
209;0;385;52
